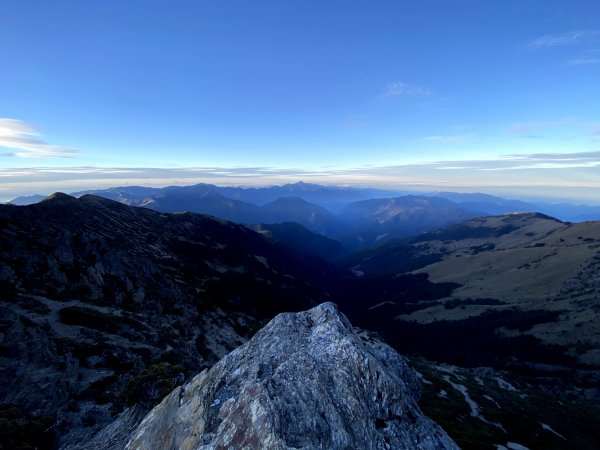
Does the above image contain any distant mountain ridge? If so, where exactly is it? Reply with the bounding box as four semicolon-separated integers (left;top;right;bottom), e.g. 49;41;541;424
11;182;600;223
70;182;398;212
431;191;541;216
9;182;600;253
64;183;481;250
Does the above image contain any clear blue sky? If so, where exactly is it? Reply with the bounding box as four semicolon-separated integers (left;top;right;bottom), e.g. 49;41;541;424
1;1;599;202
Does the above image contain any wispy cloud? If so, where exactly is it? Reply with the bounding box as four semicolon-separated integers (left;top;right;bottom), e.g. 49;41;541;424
1;150;598;185
0;118;80;158
529;30;600;49
503;150;600;162
1;149;599;203
480;161;600;171
384;81;432;97
429;150;600;172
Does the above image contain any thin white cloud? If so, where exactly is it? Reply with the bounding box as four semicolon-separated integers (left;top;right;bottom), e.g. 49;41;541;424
503;150;600;162
529;30;600;49
432;150;600;172
384;81;432;97
1;149;600;203
482;161;600;171
0;118;80;158
1;150;597;183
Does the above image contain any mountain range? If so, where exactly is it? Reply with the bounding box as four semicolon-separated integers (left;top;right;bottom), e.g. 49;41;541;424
11;183;600;255
12;181;600;223
66;183;483;250
2;189;600;449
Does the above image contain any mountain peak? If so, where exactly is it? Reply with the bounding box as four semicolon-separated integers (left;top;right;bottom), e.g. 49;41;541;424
125;302;458;450
42;192;75;203
283;181;321;190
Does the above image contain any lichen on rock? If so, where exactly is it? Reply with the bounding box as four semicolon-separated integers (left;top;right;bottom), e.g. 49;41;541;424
126;302;458;450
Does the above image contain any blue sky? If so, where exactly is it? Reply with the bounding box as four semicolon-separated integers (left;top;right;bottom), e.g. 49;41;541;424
1;0;600;202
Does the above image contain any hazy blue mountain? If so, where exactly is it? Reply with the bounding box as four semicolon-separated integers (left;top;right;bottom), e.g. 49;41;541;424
144;187;262;223
72;182;398;213
337;195;477;250
73;185;342;236
7;194;47;205
74;185;165;205
7;185;480;251
432;191;539;216
534;201;600;222
12;183;600;225
258;196;341;236
433;191;600;222
217;181;399;212
13;182;600;249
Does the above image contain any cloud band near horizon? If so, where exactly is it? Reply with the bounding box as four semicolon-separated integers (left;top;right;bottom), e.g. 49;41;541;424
1;149;599;203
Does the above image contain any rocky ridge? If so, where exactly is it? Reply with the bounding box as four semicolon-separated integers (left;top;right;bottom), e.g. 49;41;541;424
125;302;458;450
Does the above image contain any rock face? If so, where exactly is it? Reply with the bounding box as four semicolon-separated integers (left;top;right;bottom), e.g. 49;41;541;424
126;303;458;450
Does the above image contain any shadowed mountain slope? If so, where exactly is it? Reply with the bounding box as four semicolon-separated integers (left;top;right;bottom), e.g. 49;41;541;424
0;193;342;448
251;221;346;261
258;196;341;236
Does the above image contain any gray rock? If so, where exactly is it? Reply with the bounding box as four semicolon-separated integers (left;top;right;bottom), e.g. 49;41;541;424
126;302;458;450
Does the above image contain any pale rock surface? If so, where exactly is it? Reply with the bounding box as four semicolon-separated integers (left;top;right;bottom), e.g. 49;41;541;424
126;302;458;449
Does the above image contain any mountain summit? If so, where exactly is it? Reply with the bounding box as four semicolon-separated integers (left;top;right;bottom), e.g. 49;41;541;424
125;302;458;450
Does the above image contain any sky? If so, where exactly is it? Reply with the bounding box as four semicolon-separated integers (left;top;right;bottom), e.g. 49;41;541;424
1;0;600;202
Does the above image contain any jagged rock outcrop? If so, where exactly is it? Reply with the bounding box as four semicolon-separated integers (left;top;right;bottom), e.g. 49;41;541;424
126;303;458;450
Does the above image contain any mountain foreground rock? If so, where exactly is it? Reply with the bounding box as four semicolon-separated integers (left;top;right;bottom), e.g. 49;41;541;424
125;302;458;449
